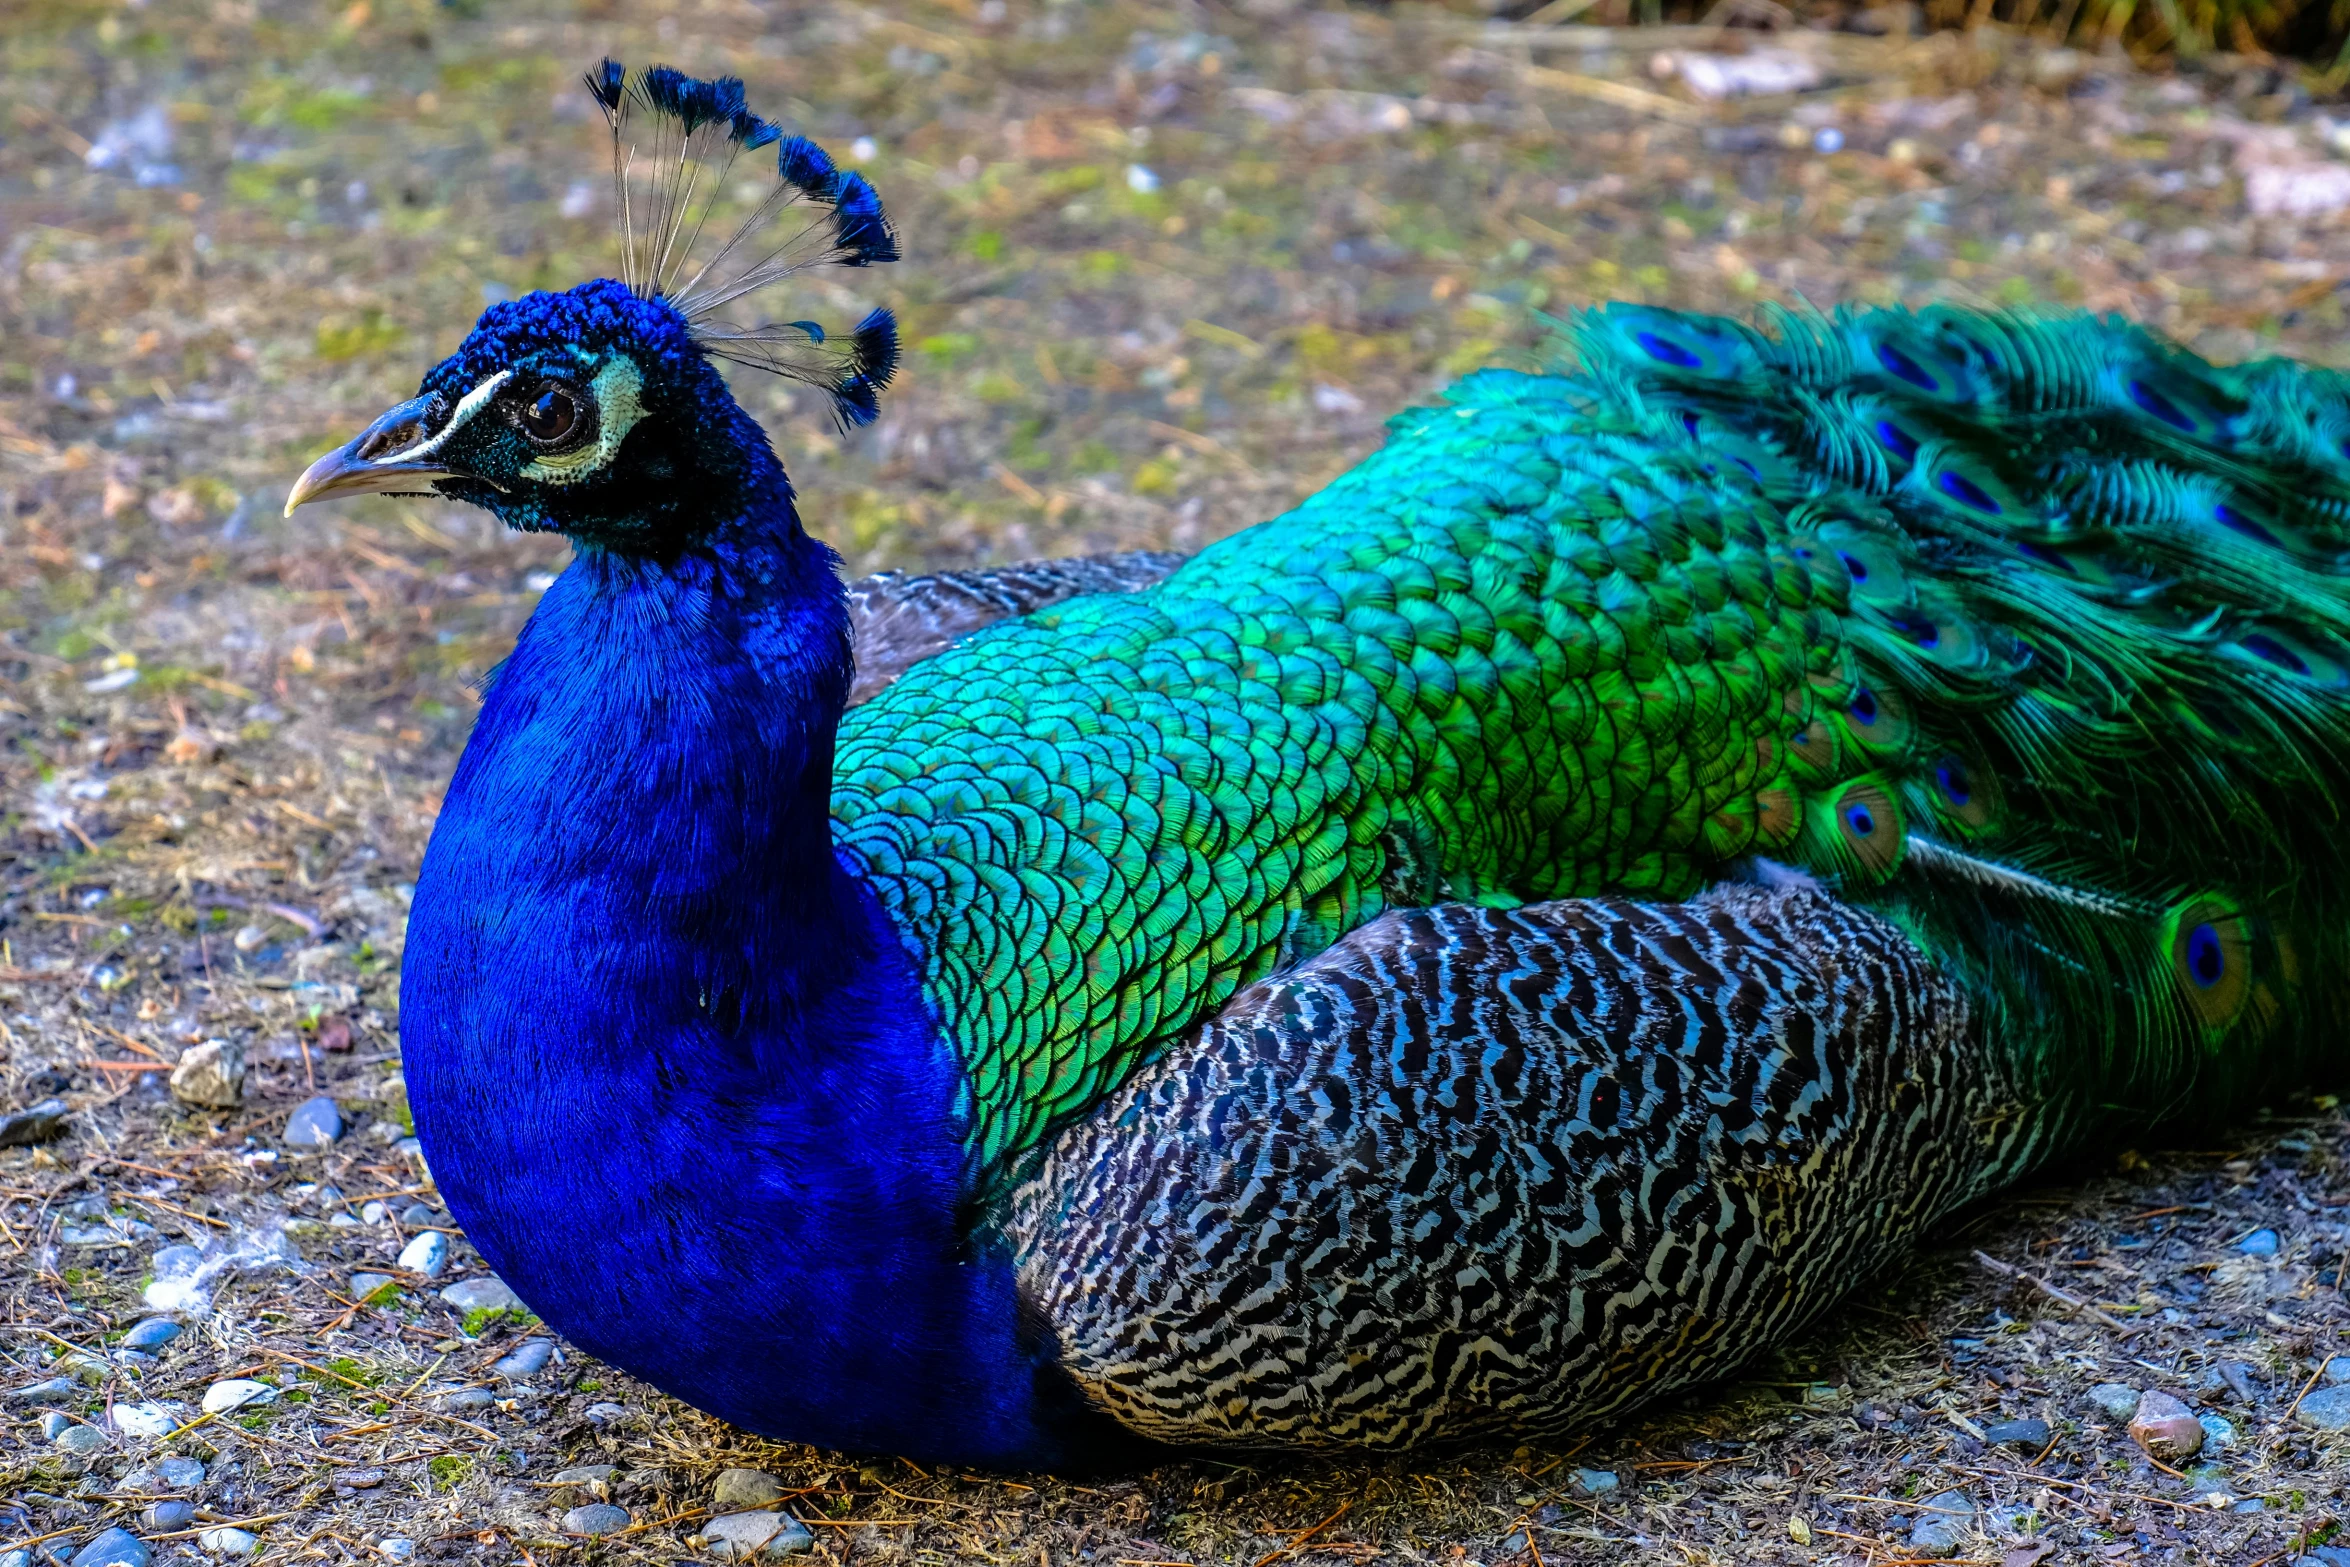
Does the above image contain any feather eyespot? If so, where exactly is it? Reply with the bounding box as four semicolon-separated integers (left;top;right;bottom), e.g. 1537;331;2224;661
1874;341;1939;392
2239;633;2309;675
1837;551;1869;584
1884;609;1939;649
1848;688;1880;727
1934;757;1972;807
1935;469;2002;514
1872;419;1919;462
2129;378;2196;432
2164;896;2253;1040
2184;924;2226;988
1637;331;1702;369
1842;799;1880;838
2214;502;2279;546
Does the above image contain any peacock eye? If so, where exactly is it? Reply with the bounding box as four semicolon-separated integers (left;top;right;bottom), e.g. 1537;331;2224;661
518;383;582;446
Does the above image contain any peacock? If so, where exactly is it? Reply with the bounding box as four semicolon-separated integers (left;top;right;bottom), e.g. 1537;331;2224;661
283;61;2350;1469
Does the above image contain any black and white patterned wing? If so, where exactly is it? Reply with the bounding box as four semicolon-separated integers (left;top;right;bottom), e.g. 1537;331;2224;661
1001;886;2052;1450
844;550;1186;705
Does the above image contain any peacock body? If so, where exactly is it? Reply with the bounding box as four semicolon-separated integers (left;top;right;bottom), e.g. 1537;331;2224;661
283;62;2350;1469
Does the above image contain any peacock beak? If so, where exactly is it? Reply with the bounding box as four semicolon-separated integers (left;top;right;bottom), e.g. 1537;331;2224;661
283;395;458;515
283;370;512;516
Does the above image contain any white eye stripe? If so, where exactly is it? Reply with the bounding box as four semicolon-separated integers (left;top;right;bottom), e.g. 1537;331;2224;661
377;370;512;465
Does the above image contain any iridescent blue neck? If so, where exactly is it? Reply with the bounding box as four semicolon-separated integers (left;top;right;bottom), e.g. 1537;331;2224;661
398;492;1126;1467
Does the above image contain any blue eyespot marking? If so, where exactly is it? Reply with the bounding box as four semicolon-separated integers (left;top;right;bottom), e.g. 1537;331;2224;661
1731;455;1762;481
1875;341;1938;392
1936;469;2002;514
2016;540;2075;574
1848;688;1880;726
2214;503;2279;546
2129;378;2196;432
2185;922;2225;988
1837;551;1869;584
2240;633;2309;675
1935;757;1972;806
1886;610;1939;649
1843;801;1878;838
1873;419;1920;462
1680;409;1702;437
1638;331;1703;370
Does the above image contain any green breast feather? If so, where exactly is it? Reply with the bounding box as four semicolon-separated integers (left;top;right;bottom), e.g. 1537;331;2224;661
833;302;2350;1189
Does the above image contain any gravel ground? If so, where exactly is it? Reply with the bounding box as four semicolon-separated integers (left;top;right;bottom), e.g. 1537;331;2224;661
6;0;2350;1563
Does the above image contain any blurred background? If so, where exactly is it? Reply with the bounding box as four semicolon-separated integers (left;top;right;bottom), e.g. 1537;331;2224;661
6;1;2350;1563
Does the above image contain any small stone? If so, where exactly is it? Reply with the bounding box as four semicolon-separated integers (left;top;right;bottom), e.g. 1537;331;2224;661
2239;1228;2280;1256
2232;1497;2266;1513
154;1456;206;1488
111;1402;183;1439
2296;1384;2350;1431
563;1504;632;1536
1569;1467;1619;1497
441;1276;523;1314
397;1231;448;1278
714;1469;787;1509
143;1503;195;1531
0;1097;70;1148
397;1203;437;1227
375;1539;413;1560
361;1201;387;1225
2087;1383;2140;1422
284;1096;343;1147
41;1411;72;1439
120;1319;182;1352
495;1339;553;1379
1983;1417;2049;1451
9;1376;76;1403
69;1529;149;1567
2129;1389;2205;1461
552;1464;619;1488
584;1401;627;1422
232;923;268;953
702;1511;816;1561
2324;1356;2350;1385
1908;1490;1975;1554
169;1040;245;1109
196;1529;258;1556
55;1425;107;1455
201;1378;276;1414
2198;1412;2238;1449
441;1387;496;1410
350;1272;400;1301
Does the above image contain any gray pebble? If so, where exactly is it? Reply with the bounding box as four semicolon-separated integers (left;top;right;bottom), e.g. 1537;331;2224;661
396;1231;448;1278
41;1411;71;1439
1983;1418;2049;1451
120;1320;182;1352
2297;1385;2350;1431
350;1272;400;1300
2087;1383;2140;1422
2325;1357;2350;1386
149;1244;205;1280
2;1550;29;1567
2234;1497;2267;1513
2239;1228;2280;1256
2199;1412;2238;1448
703;1512;815;1561
1569;1467;1619;1497
9;1376;77;1403
154;1457;206;1489
68;1528;149;1567
0;1097;70;1148
441;1276;523;1314
712;1469;787;1509
584;1401;626;1423
285;1096;343;1147
1909;1490;1975;1554
143;1503;195;1531
441;1387;496;1411
494;1340;553;1379
397;1203;438;1227
55;1425;107;1455
196;1529;258;1557
563;1504;632;1536
552;1465;619;1487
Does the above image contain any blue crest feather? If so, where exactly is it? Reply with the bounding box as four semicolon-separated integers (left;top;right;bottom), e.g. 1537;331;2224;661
584;57;900;432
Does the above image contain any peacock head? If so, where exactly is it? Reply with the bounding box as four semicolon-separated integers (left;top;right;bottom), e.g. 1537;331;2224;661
284;62;898;551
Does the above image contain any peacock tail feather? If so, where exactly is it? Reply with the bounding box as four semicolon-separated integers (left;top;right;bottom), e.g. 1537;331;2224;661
836;303;2350;1191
